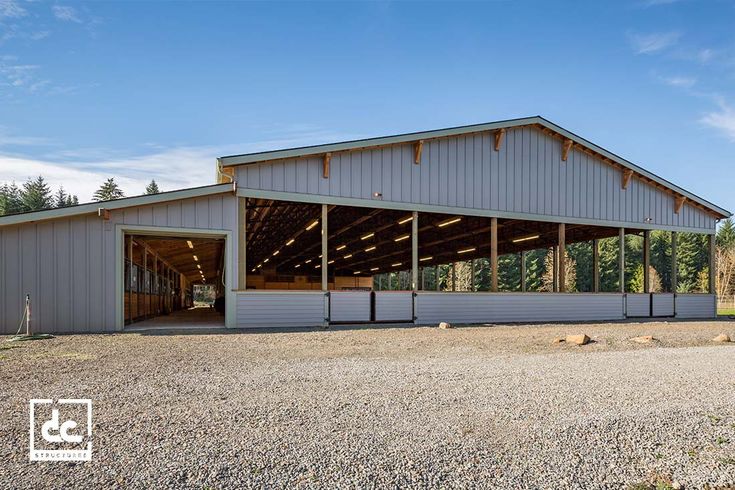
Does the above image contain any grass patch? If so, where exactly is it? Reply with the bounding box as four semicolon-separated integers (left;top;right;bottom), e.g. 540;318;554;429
718;308;735;316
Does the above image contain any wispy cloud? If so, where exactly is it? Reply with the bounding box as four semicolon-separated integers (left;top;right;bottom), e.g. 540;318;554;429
0;0;26;19
639;0;682;6
660;75;697;89
628;31;680;54
701;102;735;142
52;5;81;23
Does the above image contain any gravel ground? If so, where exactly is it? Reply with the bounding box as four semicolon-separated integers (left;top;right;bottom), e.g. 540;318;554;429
1;320;734;489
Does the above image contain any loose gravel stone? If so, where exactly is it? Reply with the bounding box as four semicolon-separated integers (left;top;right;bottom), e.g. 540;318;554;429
1;320;734;488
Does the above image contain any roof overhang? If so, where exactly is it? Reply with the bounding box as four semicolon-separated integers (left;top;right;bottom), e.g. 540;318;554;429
0;183;235;228
219;116;731;219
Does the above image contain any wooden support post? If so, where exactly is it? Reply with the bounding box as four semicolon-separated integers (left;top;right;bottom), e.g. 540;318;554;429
153;254;158;315
127;235;133;324
321;204;328;291
238;197;247;290
592;239;600;293
709;233;716;294
619;228;625;293
671;231;678;293
520;251;526;293
552;246;558;292
491;217;498;292
414;140;423;164
322;153;331;179
494;129;505;151
436;266;440;291
411;211;419;291
558;223;566;293
451;262;456;291
471;259;476;292
643;230;651;293
142;245;147;319
561;138;573;161
622;169;633;190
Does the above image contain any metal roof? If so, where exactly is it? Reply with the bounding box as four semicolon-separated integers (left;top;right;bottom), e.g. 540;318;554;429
0;183;235;227
219;116;730;219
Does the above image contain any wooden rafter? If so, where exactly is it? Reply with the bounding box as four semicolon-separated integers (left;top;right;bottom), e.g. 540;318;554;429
322;153;331;179
622;169;633;190
414;140;423;164
675;196;685;214
494;128;505;151
561;138;573;161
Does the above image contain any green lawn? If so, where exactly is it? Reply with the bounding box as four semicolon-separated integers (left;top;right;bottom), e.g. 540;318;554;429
718;308;735;316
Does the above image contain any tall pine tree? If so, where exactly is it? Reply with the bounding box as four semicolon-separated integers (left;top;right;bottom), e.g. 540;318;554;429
718;218;735;249
145;180;161;195
0;182;24;216
93;178;125;202
21;176;53;211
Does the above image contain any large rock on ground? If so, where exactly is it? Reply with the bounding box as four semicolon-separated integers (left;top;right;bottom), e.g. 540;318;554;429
631;335;655;344
565;334;590;345
438;322;453;329
713;333;731;343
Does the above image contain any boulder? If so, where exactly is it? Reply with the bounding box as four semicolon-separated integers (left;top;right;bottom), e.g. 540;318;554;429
713;333;731;343
438;322;453;329
552;337;565;344
631;335;655;343
565;334;590;345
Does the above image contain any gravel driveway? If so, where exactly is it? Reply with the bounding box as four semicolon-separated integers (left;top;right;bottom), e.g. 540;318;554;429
1;320;734;489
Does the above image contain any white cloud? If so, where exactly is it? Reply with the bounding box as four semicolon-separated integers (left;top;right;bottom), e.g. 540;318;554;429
52;5;81;23
640;0;682;6
629;32;680;54
0;0;26;19
701;102;735;142
661;75;697;88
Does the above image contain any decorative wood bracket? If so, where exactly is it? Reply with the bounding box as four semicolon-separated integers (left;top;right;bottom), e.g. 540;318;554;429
414;140;423;164
622;169;633;190
98;208;111;220
674;196;685;214
322;153;331;179
494;128;505;151
561;138;573;161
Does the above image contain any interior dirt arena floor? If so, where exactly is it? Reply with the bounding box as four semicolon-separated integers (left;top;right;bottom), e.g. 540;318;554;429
1;319;734;489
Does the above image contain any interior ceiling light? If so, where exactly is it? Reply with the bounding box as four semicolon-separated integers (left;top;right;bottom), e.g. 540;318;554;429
305;259;312;264
197;264;201;269
251;268;256;272
343;254;353;259
353;271;361;275
458;247;476;254
328;260;335;264
257;263;263;268
273;250;280;256
398;216;413;225
315;264;321;269
263;258;270;263
364;246;376;252
360;232;374;240
438;217;462;228
420;256;433;261
370;267;379;271
511;234;540;243
295;264;301;268
286;238;295;246
186;240;194;249
336;244;346;251
391;262;402;267
306;220;319;231
193;255;199;261
394;234;410;242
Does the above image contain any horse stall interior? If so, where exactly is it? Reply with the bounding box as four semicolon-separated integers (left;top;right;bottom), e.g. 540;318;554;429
124;234;226;327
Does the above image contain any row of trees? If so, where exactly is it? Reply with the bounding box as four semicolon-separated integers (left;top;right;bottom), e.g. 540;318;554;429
376;221;735;295
0;176;161;216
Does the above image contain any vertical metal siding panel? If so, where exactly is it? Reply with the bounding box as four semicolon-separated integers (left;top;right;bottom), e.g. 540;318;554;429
306;157;319;194
195;197;209;227
544;134;552;214
441;139;452;207
246;166;260;189
261;161;273;190
498;132;508;211
182;200;197;228
412;142;422;204
318;156;330;196
72;217;88;332
273;161;285;192
54;221;72;332
400;145;411;204
153;205;167;226
167;202;183;228
138;206;153;226
328;154;340;196
474;134;483;209
420;141;431;204
513;129;523;212
347;152;359;200
86;217;104;331
430;141;440;206
490;134;499;210
519;129;528;213
295;158;308;193
339;153;351;198
20;225;37;332
207;196;224;230
528;130;537;214
37;222;55;333
284;159;297;193
2;228;21;334
455;136;465;208
390;147;401;202
103;218;116;332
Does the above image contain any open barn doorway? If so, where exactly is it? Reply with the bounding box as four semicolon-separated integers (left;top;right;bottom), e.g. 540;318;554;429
122;233;226;329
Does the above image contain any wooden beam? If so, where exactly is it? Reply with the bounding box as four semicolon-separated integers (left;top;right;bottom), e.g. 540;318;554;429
674;196;685;214
622;169;633;190
411;211;418;292
643;230;650;293
490;217;498;292
414;140;423;164
520;251;526;292
709;233;716;295
322;153;331;179
592;238;600;293
671;231;678;294
619;228;625;293
558;223;566;292
561;139;573;161
494;128;505;151
321;204;328;291
238;197;247;290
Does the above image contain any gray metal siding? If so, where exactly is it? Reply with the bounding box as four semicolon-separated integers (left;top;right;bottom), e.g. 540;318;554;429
374;292;413;321
236;292;325;327
237;127;715;232
652;293;675;317
415;292;625;324
0;194;237;334
626;294;651;317
330;291;371;322
675;294;716;319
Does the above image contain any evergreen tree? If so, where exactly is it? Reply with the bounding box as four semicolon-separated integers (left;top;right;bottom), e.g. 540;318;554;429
717;218;735;249
93;178;125;202
598;236;621;292
540;249;577;292
568;242;592;292
21;176;53;211
629;264;662;293
650;231;672;292
498;254;521;291
145;180;161;195
0;182;24;216
54;187;68;208
677;233;708;293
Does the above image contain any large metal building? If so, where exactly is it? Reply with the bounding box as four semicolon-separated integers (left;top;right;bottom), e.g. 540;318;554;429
0;116;730;333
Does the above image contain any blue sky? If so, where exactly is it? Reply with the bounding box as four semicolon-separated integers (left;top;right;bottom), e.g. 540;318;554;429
0;0;733;214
